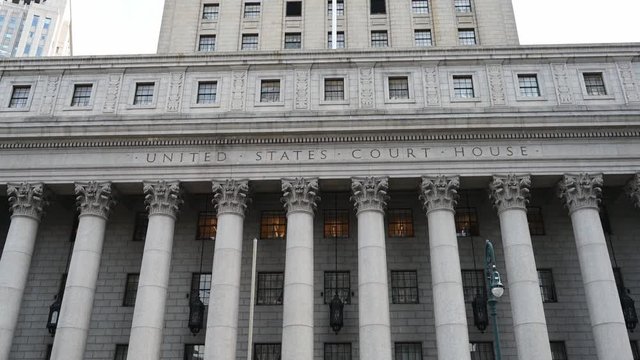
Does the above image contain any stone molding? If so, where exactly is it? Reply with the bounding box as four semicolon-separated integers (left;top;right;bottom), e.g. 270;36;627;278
212;179;250;217
143;180;183;219
75;181;116;220
558;173;603;213
281;178;320;215
351;176;389;214
490;174;531;213
7;182;47;221
419;176;459;213
625;174;640;208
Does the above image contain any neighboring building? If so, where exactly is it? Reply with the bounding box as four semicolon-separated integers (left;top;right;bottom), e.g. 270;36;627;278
0;0;70;58
0;1;639;360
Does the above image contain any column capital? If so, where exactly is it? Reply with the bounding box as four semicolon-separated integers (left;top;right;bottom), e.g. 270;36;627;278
281;178;320;215
143;180;183;219
351;176;389;214
7;182;47;221
490;174;531;213
212;179;250;216
419;175;459;213
626;174;640;208
557;173;603;213
75;181;115;220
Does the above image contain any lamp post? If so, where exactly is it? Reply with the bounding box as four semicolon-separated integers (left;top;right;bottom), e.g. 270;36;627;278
485;240;504;360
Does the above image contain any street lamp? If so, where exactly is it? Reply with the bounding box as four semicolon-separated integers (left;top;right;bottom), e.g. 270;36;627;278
485;239;504;360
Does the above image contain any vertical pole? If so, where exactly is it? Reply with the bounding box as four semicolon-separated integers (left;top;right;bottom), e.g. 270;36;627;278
331;0;337;49
247;238;258;360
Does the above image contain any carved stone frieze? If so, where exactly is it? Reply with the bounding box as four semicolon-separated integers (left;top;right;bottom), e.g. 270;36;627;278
551;63;574;105
166;72;185;112
359;67;375;109
351;177;389;214
103;73;122;113
39;75;61;115
423;66;441;106
486;64;507;106
144;180;183;218
557;173;603;213
294;69;310;110
212;179;250;216
7;182;47;220
281;178;319;215
617;62;640;103
420;176;459;213
490;174;531;213
625;174;640;208
231;70;248;110
75;181;115;219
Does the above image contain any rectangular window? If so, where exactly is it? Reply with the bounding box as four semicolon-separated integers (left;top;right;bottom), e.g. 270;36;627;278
455;206;479;235
394;343;422;360
324;78;345;101
388;77;410;100
260;210;286;238
583;72;607;96
462;269;486;302
518;74;541;97
600;205;612;235
197;81;218;104
327;31;345;48
371;30;388;47
198;35;216;52
286;1;303;16
325;343;352;360
9;85;30;108
527;207;545;235
114;344;128;360
327;0;344;16
196;211;217;240
538;269;557;303
244;2;261;18
191;273;212;305
242;34;259;50
133;83;154;105
185;344;205;360
452;75;475;99
632;340;640;360
324;209;349;237
71;84;92;107
254;343;281;360
470;342;494;360
455;0;472;12
458;29;476;45
256;272;284;305
414;30;432;47
132;212;148;242
202;4;219;20
387;209;414;237
123;273;140;307
284;32;302;49
324;271;351;304
412;0;429;13
550;342;567;360
370;0;386;14
391;270;419;304
260;80;281;103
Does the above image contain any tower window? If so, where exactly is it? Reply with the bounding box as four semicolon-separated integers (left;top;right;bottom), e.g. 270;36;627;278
254;344;281;360
114;345;128;360
631;340;639;360
387;77;410;100
132;212;148;242
455;0;472;12
256;272;284;305
70;84;92;107
325;343;352;360
395;343;422;359
390;270;419;304
324;271;351;304
202;4;219;20
286;1;303;16
387;208;414;236
455;206;479;234
191;273;212;305
196;81;218;104
123;273;139;307
550;342;567;360
458;29;477;45
583;72;607;96
196;211;217;240
527;207;545;235
241;34;259;50
244;2;261;18
9;85;31;108
133;83;154;105
537;269;557;303
518;74;541;97
198;35;216;52
462;269;486;303
370;0;386;14
327;31;345;48
185;344;205;360
284;32;302;49
324;78;345;102
371;30;388;47
260;210;286;238
259;80;281;103
414;30;433;47
470;342;494;360
412;0;429;14
327;0;344;16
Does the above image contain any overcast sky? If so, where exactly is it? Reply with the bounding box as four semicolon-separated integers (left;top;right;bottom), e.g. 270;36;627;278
71;0;640;56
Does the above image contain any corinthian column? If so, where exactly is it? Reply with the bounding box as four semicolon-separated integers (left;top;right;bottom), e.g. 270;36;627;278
419;176;471;360
280;178;320;360
558;174;634;360
0;183;46;360
205;179;249;360
351;177;392;360
52;182;115;360
626;174;640;208
490;175;552;360
127;181;182;360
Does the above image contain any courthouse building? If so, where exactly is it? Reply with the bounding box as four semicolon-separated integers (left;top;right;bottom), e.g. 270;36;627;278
1;0;640;359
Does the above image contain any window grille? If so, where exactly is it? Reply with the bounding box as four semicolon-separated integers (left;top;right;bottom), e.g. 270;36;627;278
414;30;432;47
538;269;557;303
71;84;92;106
527;207;545;235
470;342;494;360
412;0;429;13
257;272;284;305
325;343;352;360
196;211;217;240
254;344;281;360
584;72;607;96
455;206;479;235
198;35;216;52
371;30;388;47
197;81;217;104
123;274;140;307
387;209;414;237
9;85;30;108
185;344;205;360
455;0;472;12
114;344;128;360
388;77;410;100
462;269;486;303
133;83;154;105
518;74;541;97
260;80;281;103
394;342;422;360
191;273;212;305
327;31;345;48
242;34;259;50
132;212;148;242
458;29;476;45
324;209;349;237
284;32;302;49
202;4;219;20
260;211;286;238
324;271;351;304
327;0;344;16
244;3;261;18
391;271;419;304
550;341;567;360
324;78;345;101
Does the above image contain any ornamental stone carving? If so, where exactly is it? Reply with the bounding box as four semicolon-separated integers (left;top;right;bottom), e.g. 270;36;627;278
7;182;47;220
144;180;183;218
351;177;389;214
281;178;320;215
558;173;603;213
490;174;531;213
419;176;459;213
75;181;116;219
212;179;250;216
625;174;640;208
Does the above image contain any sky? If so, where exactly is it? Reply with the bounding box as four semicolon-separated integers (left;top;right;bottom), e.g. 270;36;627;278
71;0;640;56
